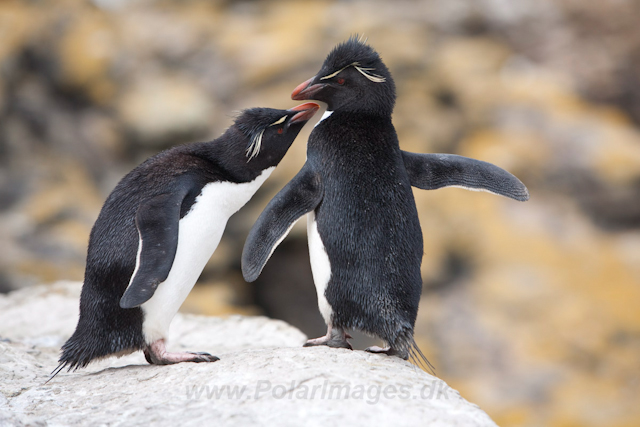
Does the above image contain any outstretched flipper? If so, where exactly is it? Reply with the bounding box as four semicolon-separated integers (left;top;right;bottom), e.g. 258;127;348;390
242;162;323;282
402;151;529;201
120;182;192;309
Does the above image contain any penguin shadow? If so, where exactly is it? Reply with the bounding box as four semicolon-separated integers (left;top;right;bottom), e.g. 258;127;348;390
41;363;141;386
87;363;152;377
250;237;380;350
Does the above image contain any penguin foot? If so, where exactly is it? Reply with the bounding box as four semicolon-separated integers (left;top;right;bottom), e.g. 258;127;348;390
144;339;220;365
303;336;352;349
365;346;409;360
304;327;352;350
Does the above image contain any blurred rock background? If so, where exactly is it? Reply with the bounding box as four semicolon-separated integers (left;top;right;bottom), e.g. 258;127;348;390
1;0;639;425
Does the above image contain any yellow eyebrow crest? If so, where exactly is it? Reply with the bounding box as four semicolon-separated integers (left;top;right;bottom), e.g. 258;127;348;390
319;63;355;80
269;116;287;126
246;129;265;162
319;62;386;83
353;64;386;83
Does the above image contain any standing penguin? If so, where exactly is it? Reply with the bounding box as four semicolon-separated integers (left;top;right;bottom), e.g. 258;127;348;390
51;103;319;378
242;37;528;366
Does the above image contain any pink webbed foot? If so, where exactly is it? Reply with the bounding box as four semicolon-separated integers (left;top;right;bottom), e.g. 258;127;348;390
144;339;219;365
304;326;352;350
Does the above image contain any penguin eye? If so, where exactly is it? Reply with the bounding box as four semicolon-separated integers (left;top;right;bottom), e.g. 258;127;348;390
337;77;345;85
277;127;284;134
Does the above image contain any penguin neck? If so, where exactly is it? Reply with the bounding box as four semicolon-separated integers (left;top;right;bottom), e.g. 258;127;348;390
308;112;398;161
328;102;394;117
189;132;266;183
318;109;394;129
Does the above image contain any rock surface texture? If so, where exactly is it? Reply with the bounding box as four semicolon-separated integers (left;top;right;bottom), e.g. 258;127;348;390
0;282;496;426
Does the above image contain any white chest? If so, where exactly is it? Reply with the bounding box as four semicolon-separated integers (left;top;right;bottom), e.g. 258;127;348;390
141;167;274;342
314;110;333;128
307;211;333;324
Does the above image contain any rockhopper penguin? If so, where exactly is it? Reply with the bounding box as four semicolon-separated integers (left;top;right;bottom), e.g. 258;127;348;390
242;37;529;368
51;103;320;379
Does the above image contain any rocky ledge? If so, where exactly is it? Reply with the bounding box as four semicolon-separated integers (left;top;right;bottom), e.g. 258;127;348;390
0;282;496;426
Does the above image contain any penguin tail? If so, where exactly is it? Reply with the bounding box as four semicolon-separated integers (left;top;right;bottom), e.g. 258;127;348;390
45;342;89;383
45;361;69;384
393;327;436;375
407;337;436;375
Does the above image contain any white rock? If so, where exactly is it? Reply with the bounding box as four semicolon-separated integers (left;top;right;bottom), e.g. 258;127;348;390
0;282;497;426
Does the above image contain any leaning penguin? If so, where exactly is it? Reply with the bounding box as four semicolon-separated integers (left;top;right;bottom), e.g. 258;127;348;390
242;37;529;368
50;103;319;379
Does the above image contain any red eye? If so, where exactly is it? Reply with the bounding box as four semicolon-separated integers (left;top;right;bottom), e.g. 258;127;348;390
277;128;284;134
337;77;345;85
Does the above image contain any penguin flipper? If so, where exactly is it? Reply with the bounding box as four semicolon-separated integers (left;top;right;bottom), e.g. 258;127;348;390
242;162;323;282
120;190;187;309
401;151;530;201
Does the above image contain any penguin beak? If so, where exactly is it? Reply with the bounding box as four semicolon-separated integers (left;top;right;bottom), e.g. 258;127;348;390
288;102;320;124
291;77;326;101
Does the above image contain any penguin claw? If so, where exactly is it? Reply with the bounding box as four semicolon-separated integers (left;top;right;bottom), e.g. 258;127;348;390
187;352;220;363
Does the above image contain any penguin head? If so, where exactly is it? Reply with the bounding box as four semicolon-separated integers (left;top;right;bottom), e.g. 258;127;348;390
233;102;319;170
291;36;396;116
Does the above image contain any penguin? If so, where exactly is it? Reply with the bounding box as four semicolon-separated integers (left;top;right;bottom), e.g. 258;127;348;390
241;37;528;368
50;102;320;379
